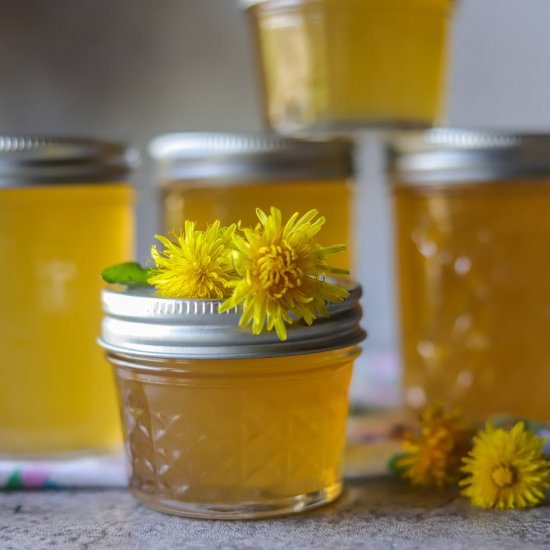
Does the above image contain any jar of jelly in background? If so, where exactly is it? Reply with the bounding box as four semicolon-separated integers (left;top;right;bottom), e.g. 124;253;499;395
389;129;550;422
149;132;355;270
0;136;136;456
99;280;365;519
243;0;454;135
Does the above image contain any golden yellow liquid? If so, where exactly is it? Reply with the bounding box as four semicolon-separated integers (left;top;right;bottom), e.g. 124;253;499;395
0;184;134;455
111;348;356;518
251;0;452;133
163;178;354;270
394;181;550;421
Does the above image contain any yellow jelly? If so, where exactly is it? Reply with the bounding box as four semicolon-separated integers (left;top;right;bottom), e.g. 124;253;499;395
162;179;353;270
111;350;356;518
395;182;550;421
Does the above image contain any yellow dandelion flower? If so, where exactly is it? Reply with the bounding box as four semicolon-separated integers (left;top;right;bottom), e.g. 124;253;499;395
219;207;349;341
396;404;473;487
460;422;550;509
148;220;236;299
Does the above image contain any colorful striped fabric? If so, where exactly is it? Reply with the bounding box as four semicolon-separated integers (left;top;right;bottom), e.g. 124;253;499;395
0;454;127;489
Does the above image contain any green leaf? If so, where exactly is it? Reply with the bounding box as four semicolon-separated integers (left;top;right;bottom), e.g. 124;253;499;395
388;453;408;476
101;262;151;286
5;469;24;489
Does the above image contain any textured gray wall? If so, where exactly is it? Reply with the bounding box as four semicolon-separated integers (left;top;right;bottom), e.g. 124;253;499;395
0;0;549;353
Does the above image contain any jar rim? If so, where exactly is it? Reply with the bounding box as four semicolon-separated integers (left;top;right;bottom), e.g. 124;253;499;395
148;132;353;183
0;135;138;187
388;128;550;186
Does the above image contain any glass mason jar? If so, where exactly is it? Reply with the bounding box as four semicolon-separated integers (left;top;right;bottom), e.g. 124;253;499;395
0;136;135;456
99;281;365;519
149;133;355;270
243;0;454;135
388;129;550;422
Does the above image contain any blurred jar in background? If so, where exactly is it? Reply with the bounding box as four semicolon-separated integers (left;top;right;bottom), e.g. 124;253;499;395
243;0;453;135
149;132;355;270
389;130;550;422
0;137;135;456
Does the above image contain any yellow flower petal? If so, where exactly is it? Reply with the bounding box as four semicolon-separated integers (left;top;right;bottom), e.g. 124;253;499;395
148;220;237;299
397;404;473;488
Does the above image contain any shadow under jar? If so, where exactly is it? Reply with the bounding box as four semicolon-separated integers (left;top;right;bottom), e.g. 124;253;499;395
99;281;365;519
149;133;355;270
389;129;550;422
243;0;454;135
0;136;135;456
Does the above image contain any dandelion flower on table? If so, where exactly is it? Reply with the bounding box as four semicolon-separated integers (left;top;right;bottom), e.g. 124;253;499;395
148;220;236;299
219;207;349;341
396;404;473;488
460;422;550;509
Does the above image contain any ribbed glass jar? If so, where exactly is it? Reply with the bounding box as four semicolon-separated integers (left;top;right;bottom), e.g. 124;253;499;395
244;0;453;134
149;133;355;270
99;281;365;519
0;137;135;456
389;130;550;422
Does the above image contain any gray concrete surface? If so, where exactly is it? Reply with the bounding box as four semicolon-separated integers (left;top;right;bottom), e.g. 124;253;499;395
1;478;549;549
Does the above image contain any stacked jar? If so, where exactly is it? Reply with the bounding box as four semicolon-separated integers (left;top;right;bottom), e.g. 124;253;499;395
243;0;454;134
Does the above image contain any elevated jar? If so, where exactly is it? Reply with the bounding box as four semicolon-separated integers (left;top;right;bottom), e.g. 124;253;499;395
0;136;135;456
389;129;550;422
99;281;365;519
149;132;355;270
243;0;454;135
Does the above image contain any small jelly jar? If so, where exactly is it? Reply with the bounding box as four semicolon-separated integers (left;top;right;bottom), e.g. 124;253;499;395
99;281;365;519
389;129;550;422
0;136;135;456
149;132;355;270
243;0;454;134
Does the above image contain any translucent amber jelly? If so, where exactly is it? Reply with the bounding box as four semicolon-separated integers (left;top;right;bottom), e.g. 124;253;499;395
111;351;355;518
99;283;365;519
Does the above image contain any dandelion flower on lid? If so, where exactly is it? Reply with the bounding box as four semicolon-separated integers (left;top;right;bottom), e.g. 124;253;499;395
148;220;236;299
220;207;349;341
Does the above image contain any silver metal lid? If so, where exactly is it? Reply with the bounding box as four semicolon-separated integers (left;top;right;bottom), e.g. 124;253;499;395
388;129;550;186
148;132;353;184
99;279;365;360
0;136;138;187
